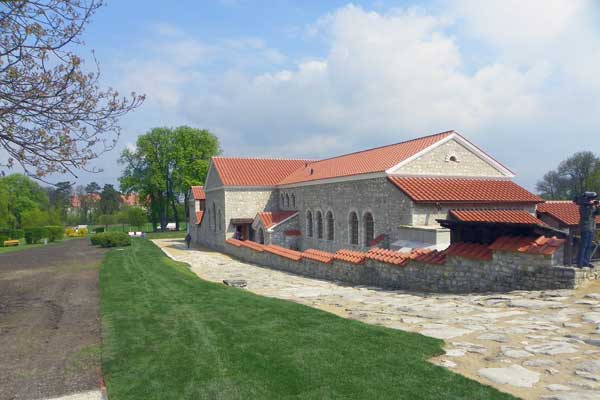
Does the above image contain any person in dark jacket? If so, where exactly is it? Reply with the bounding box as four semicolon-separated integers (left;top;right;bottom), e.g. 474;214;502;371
185;233;192;249
577;194;600;267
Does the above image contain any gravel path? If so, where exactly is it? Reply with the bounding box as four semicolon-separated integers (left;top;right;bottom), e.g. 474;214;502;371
155;239;600;400
0;239;106;400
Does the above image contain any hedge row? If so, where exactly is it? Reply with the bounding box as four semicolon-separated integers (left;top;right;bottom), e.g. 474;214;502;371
90;232;131;248
0;228;24;246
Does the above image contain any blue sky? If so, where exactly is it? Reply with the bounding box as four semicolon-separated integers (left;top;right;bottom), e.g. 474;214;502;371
54;0;600;190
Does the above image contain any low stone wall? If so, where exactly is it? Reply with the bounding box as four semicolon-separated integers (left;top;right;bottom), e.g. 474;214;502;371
223;242;599;293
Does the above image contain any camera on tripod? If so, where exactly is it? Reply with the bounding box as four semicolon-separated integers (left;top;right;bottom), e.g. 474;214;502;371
573;191;599;206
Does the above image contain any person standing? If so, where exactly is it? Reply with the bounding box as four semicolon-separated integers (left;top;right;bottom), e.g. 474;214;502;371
577;194;600;267
185;232;192;249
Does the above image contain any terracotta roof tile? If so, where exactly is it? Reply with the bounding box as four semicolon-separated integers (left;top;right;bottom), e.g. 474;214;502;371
239;240;265;252
388;177;542;204
191;186;206;200
195;211;204;225
410;249;446;265
537;201;600;227
366;248;411;266
225;238;243;247
334;249;367;264
489;235;565;256
450;209;546;226
284;229;301;236
212;157;311;186
263;245;303;261
444;242;493;261
279;131;455;185
303;249;335;264
257;211;298;229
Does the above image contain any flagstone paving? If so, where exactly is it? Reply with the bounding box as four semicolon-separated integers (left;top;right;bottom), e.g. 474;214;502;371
154;239;600;400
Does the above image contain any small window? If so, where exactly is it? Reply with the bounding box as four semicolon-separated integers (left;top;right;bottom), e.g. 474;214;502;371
326;211;334;241
291;194;296;208
281;193;285;206
212;203;217;232
306;211;313;237
364;212;374;245
285;194;290;208
349;212;359;245
218;209;222;231
258;228;265;244
316;211;323;239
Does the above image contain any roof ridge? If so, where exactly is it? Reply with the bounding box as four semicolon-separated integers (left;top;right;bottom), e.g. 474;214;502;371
310;130;456;163
213;156;315;161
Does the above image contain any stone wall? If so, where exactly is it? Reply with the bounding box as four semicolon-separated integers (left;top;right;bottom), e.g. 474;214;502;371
279;177;414;252
394;138;506;177
223;242;597;293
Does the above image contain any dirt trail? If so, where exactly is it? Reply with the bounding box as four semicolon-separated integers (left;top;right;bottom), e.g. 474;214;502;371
0;239;106;400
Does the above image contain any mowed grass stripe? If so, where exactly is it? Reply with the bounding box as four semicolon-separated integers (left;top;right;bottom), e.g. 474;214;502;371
100;239;515;400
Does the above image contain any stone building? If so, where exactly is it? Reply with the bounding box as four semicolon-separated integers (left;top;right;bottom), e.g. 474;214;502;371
189;130;544;252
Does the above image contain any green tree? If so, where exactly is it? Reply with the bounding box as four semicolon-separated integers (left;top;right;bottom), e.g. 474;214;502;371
537;151;600;199
47;181;73;219
119;127;220;231
21;209;50;228
0;174;49;227
127;207;147;231
98;214;114;230
99;184;122;215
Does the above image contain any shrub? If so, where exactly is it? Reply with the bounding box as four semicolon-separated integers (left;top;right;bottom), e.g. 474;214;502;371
10;229;24;239
95;227;105;233
45;226;64;242
0;228;9;246
77;228;88;237
90;232;131;248
66;227;88;237
24;227;49;244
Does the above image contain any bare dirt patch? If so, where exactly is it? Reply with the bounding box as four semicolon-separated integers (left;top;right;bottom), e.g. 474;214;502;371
0;239;107;400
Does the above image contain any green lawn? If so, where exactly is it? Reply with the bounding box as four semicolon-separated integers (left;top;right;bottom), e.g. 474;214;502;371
91;222;188;234
100;239;515;400
143;230;187;239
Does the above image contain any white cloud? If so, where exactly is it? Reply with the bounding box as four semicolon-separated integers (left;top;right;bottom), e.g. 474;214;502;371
110;2;600;189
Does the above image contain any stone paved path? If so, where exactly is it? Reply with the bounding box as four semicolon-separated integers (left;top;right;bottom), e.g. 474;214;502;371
154;239;600;400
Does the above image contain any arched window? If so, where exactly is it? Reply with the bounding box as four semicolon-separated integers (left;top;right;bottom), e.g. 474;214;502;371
326;211;334;241
258;228;265;244
349;212;359;245
285;194;290;208
306;211;313;237
281;193;285;207
218;209;222;231
291;194;296;208
212;203;217;232
364;212;374;245
316;211;323;239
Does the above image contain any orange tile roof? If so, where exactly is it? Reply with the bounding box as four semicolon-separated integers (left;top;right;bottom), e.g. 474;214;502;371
195;211;204;225
239;240;265;252
537;201;600;227
212;157;311;186
489;235;565;256
449;209;546;226
263;245;303;261
279;131;455;185
225;238;243;247
410;249;446;265
444;242;493;261
121;193;141;206
334;249;367;264
191;186;206;200
303;249;335;264
366;248;411;266
257;211;298;229
388;177;543;204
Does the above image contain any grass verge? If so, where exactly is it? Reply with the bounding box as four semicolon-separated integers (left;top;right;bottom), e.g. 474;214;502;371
100;239;515;400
